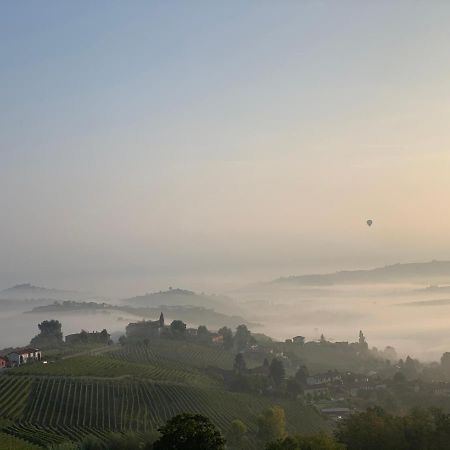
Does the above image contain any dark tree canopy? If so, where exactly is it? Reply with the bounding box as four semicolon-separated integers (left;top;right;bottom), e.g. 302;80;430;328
234;324;252;351
233;353;247;375
266;434;344;450
218;326;233;349
30;319;63;348
257;406;286;444
295;365;309;385
270;358;285;388
170;320;187;336
152;413;225;450
38;320;63;339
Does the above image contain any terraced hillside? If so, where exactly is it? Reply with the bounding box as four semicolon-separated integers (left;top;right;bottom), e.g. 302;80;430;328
12;354;215;387
0;341;328;448
110;340;235;370
0;375;326;448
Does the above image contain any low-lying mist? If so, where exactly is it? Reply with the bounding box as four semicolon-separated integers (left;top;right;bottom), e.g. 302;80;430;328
3;262;450;362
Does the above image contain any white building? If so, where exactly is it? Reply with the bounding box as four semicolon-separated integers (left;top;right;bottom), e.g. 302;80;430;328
7;348;42;366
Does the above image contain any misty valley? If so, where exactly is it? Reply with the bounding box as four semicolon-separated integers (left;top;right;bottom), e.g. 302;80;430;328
3;3;450;448
3;262;450;449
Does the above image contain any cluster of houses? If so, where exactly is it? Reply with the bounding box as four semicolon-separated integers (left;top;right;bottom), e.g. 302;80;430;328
0;347;42;370
303;370;387;400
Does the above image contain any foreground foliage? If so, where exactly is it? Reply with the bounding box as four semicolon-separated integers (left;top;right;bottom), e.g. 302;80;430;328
153;413;225;450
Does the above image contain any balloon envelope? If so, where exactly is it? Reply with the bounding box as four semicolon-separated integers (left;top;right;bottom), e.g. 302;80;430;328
367;219;373;227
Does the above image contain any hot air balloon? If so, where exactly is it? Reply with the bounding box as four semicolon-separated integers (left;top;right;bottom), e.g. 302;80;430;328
367;219;373;227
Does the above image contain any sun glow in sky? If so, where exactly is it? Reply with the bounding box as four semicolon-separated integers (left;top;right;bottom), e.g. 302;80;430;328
2;1;450;294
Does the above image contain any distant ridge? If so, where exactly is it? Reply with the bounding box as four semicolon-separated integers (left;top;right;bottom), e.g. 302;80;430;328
122;287;239;315
0;283;88;301
273;260;450;286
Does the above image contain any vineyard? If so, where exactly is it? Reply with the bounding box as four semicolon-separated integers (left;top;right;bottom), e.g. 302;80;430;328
11;354;213;386
110;340;235;370
0;375;326;448
0;340;328;448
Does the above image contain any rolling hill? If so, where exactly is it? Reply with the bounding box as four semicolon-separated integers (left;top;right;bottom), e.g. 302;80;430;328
273;260;450;286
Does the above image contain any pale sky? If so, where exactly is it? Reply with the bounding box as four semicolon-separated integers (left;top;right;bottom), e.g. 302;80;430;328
2;1;450;295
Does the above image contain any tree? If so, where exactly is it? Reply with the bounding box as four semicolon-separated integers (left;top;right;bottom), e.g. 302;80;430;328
286;378;302;397
266;434;344;450
335;407;404;450
257;406;286;444
295;365;309;385
79;435;104;450
270;358;285;388
393;372;406;384
152;413;225;450
441;352;450;372
170;320;186;337
30;319;63;348
197;325;210;342
234;324;251;352
218;326;233;350
234;353;247;375
100;329;110;344
226;419;248;449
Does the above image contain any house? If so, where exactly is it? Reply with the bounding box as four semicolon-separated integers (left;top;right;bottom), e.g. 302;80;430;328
186;328;198;337
304;384;330;399
126;313;166;339
66;329;110;345
0;356;7;370
211;333;223;345
432;383;450;397
7;348;42;366
307;371;342;386
293;336;305;345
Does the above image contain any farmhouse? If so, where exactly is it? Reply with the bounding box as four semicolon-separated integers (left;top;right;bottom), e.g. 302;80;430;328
66;329;110;345
7;348;42;366
0;356;7;370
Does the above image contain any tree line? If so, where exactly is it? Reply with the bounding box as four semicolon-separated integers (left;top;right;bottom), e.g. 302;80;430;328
47;405;450;450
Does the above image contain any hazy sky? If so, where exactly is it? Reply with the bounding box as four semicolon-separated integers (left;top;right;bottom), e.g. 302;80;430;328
2;1;450;295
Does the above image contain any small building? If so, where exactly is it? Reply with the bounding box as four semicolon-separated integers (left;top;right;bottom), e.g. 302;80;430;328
0;356;7;370
186;328;198;337
432;383;450;397
211;333;224;345
293;336;305;345
307;371;342;386
304;384;330;399
7;348;42;366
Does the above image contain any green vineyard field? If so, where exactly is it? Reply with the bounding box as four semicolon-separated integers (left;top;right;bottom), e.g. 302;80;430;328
0;375;326;448
110;340;235;370
10;354;214;387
